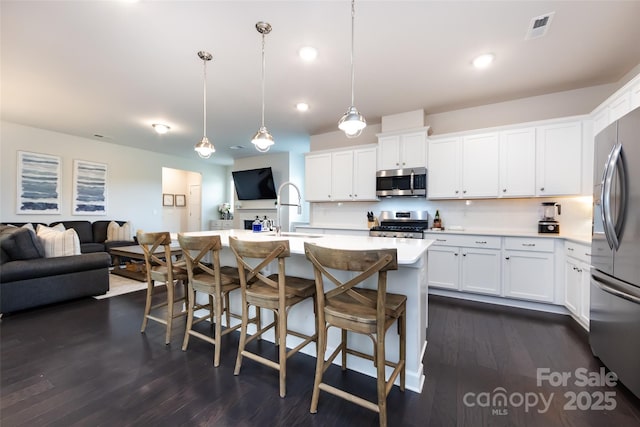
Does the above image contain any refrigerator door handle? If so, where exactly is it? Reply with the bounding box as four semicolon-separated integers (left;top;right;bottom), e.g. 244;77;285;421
602;143;622;250
613;142;628;243
592;274;640;305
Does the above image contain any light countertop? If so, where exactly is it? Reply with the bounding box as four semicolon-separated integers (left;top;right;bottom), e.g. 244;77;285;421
181;229;433;265
422;229;592;245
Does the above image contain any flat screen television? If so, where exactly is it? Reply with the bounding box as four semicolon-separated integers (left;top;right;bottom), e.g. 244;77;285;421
232;167;277;200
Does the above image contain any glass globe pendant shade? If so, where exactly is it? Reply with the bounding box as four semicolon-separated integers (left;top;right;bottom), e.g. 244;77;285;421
338;105;366;138
194;136;215;159
251;126;275;153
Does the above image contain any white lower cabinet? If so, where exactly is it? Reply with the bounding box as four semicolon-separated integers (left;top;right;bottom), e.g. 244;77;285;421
427;234;501;296
502;237;555;303
564;241;592;329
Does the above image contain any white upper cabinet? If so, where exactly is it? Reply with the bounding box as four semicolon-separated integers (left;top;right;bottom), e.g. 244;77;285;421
351;147;378;200
461;133;499;198
304;145;377;202
427;133;499;199
305;152;332;201
535;120;582;196
427;137;460;198
377;128;427;170
330;150;354;200
499;127;536;197
592;71;640;135
609;91;631;123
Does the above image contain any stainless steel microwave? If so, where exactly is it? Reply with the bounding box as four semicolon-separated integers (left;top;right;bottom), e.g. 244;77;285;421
376;167;427;197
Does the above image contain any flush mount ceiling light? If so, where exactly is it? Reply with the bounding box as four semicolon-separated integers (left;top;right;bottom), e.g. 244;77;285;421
296;102;310;112
472;53;495;69
194;51;215;159
338;0;366;138
298;46;318;61
152;123;170;134
251;21;275;153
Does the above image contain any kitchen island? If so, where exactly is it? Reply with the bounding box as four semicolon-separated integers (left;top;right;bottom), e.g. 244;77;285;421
181;229;433;393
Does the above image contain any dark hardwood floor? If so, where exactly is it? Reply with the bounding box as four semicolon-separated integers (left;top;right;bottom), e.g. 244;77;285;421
2;290;639;426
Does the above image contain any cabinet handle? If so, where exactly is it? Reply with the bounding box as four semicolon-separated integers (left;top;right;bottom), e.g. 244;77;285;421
577;268;583;273
540;187;545;191
455;190;459;194
402;162;406;165
522;243;536;247
462;253;467;256
502;189;507;193
454;253;458;256
463;190;467;194
505;257;510;260
585;253;591;256
567;247;574;251
475;241;487;244
572;266;578;271
436;239;447;242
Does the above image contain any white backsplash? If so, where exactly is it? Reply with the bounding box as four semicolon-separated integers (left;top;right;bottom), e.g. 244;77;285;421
309;196;593;237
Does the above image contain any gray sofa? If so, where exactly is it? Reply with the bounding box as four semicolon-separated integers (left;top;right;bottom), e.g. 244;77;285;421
0;226;111;314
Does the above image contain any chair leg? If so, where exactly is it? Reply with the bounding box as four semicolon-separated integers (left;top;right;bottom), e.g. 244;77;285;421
182;287;196;351
341;329;348;371
376;335;387;427
214;292;223;367
234;301;249;376
278;308;287;398
310;324;327;414
141;278;154;333
400;311;406;391
165;280;174;345
224;292;231;327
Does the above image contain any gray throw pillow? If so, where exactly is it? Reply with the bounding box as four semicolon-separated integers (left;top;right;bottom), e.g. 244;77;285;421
0;228;46;260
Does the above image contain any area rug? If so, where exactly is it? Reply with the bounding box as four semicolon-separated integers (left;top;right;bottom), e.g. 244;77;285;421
94;274;147;299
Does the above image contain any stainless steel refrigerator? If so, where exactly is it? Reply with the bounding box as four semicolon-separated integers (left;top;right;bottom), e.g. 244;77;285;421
590;106;640;399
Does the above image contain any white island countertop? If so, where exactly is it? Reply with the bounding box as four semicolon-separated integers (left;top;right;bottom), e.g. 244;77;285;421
182;229;434;265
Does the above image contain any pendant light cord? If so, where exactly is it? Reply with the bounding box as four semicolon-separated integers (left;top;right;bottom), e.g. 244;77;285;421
349;0;356;107
203;58;207;137
260;32;266;128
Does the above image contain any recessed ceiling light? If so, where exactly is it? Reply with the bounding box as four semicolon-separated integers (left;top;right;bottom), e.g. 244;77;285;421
472;53;495;69
298;46;318;61
296;102;310;112
152;123;170;134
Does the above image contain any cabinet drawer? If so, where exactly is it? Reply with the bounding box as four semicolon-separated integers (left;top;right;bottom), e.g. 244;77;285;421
504;237;554;252
425;233;500;249
565;241;592;263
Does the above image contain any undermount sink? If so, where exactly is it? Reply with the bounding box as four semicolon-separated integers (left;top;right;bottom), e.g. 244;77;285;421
264;232;323;239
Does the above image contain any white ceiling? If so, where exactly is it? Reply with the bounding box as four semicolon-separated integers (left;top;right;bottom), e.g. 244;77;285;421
3;0;640;165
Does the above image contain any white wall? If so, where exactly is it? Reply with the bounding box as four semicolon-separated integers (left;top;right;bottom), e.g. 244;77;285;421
1;121;228;232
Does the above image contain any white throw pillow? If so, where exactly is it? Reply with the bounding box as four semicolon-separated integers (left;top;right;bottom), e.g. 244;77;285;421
21;223;35;232
36;225;81;257
36;223;65;234
107;221;132;241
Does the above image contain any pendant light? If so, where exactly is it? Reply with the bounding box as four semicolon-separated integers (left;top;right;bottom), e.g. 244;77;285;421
338;0;366;138
251;21;275;153
194;51;215;159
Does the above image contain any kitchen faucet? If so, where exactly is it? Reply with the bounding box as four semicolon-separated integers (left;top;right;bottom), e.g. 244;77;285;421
275;181;302;236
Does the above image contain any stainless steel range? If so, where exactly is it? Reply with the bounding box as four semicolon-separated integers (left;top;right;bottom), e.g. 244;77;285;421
369;210;429;239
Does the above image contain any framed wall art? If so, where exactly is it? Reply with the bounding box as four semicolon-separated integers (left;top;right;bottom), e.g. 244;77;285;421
16;151;61;214
163;193;174;206
73;159;107;215
175;194;186;207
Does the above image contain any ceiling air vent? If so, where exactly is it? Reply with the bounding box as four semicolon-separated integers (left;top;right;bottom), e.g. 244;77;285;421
525;12;555;40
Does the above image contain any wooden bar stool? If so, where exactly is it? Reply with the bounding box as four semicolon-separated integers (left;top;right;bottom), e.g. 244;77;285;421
229;236;317;398
304;242;406;427
137;231;188;345
177;233;244;367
